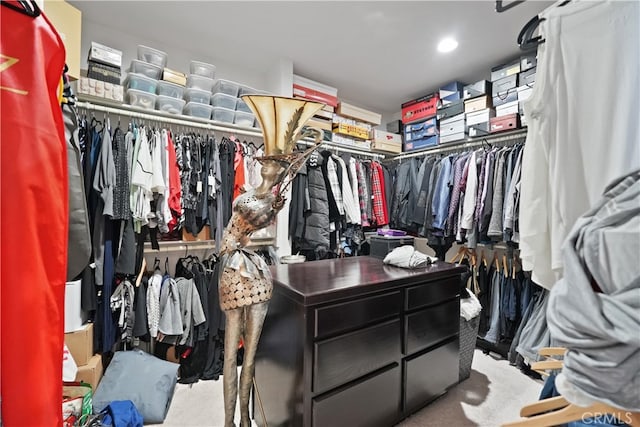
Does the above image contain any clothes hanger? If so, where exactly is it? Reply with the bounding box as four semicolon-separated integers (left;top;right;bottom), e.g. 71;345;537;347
1;0;40;17
503;400;640;427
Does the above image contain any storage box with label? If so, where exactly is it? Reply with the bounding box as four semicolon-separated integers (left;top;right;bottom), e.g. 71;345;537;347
370;235;415;258
439;81;465;106
466;108;495;138
492;89;518;107
519;67;536;87
404;135;438;151
491;58;521;81
490;113;520;133
401;93;439;124
492;74;518;97
65;323;94;366
88;42;122;69
496;100;519;117
75;354;103;391
463;80;492;100
87;61;121;85
373;130;402;154
404;117;438;141
439;113;466;144
436;99;464;121
464;96;492;113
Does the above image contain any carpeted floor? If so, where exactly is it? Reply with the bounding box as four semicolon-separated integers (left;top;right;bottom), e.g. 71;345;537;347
151;349;543;427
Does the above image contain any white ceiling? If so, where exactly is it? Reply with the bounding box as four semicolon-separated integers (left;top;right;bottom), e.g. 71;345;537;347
69;1;552;116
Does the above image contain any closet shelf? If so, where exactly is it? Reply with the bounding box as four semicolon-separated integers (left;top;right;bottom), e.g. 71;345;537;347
391;128;528;161
76;95;384;159
77;95;264;138
143;240;216;254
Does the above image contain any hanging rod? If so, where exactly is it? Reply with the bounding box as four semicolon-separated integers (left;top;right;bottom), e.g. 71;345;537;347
76;97;265;138
297;139;385;159
76;97;384;159
390;128;527;161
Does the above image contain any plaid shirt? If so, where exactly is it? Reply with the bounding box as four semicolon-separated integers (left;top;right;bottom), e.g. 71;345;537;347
370;161;388;226
355;161;370;226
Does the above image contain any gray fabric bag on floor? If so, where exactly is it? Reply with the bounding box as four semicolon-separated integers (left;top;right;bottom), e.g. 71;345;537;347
93;350;179;423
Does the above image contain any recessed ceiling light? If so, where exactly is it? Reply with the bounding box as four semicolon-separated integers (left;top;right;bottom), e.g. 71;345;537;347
437;37;459;53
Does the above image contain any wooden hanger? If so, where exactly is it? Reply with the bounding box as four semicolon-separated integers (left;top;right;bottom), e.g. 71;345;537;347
502;254;509;277
450;246;466;263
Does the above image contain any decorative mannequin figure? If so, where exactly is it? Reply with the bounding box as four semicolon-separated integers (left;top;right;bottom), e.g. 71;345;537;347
218;95;324;427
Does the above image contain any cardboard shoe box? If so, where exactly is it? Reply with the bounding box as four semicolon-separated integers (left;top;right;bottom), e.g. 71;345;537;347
373;129;402;154
75;354;103;391
64;323;94;366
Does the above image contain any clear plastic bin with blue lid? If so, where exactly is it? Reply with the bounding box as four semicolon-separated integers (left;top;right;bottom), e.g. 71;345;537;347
127;89;156;110
157;81;184;99
211;93;237;110
212;106;235;124
125;73;158;94
190;60;216;80
184;88;211;105
156;95;185;115
183;102;213;119
137;45;168;69
129;59;162;80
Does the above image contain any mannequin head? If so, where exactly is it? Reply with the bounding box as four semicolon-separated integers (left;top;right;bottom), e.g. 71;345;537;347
255;159;287;195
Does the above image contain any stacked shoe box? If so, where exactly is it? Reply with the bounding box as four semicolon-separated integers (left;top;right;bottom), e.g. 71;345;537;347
124;45;167;111
437;81;466;144
293;74;338;139
463;80;494;138
333;102;382;150
401;92;440;151
517;52;537;126
489;58;521;134
77;42;124;101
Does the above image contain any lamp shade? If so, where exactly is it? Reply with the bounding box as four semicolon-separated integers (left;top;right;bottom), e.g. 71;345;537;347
241;95;325;157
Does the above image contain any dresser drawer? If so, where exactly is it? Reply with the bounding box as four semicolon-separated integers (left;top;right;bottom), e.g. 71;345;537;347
405;299;459;354
404;337;459;413
314;318;401;394
405;276;460;311
313;363;401;427
314;291;401;339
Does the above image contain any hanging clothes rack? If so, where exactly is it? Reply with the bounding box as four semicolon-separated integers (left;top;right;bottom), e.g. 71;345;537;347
77;98;264;137
76;97;384;159
390;128;527;161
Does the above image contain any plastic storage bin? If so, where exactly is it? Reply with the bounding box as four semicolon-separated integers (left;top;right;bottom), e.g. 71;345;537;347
127;88;157;110
184;88;211;105
236;98;252;113
126;73;158;94
156;81;184;99
189;61;216;79
211;93;237;110
187;75;214;92
137;45;168;69
211;107;235;124
234;111;255;127
156;95;185;115
129;59;162;80
183;102;213;119
239;85;257;96
212;79;240;97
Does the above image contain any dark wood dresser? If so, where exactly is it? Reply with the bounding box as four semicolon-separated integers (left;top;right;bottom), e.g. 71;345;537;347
253;256;465;427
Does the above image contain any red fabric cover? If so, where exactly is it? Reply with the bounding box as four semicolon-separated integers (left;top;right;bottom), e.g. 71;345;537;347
1;4;67;425
167;131;182;231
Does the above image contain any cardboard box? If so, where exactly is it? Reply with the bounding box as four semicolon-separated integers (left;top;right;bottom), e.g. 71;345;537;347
336;102;382;126
372;130;402;154
163;68;187;86
88;41;123;68
401;93;439;124
44;0;82;80
65;323;94;366
75;354;103;391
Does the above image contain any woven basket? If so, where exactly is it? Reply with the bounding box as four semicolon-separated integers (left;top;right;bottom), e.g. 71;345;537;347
459;315;480;382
